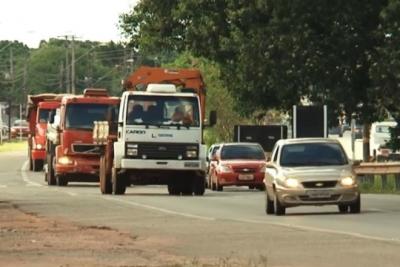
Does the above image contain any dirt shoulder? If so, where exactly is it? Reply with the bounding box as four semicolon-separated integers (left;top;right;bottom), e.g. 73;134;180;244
0;201;188;267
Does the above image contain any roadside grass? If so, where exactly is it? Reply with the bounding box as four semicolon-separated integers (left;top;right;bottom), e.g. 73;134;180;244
0;140;27;153
359;174;400;194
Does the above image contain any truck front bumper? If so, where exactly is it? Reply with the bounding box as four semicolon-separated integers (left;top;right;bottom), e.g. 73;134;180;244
121;158;205;171
55;156;100;176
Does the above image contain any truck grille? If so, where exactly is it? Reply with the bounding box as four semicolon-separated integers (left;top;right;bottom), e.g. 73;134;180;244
127;143;198;160
72;144;102;154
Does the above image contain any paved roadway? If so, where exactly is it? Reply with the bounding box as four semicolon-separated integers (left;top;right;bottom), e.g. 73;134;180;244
1;150;400;266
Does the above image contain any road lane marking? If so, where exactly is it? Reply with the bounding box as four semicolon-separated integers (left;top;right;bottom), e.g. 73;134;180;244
232;218;400;244
103;197;215;221
21;161;43;187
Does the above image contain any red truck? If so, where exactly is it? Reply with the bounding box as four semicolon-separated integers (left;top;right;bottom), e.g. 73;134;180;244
45;89;119;186
26;94;63;171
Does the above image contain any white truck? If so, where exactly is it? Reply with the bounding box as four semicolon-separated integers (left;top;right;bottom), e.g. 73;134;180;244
370;120;399;161
95;67;216;196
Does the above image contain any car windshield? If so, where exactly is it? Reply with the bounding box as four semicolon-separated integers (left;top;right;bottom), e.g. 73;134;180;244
126;95;200;127
220;145;265;160
38;109;52;123
280;142;348;167
65;103;119;131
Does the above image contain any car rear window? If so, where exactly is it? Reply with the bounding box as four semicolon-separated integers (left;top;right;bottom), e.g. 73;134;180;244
220;145;265;160
280;142;348;167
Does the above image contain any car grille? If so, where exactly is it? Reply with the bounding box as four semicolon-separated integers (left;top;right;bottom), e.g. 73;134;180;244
302;181;337;188
232;167;257;174
129;143;198;160
299;194;341;201
72;144;102;154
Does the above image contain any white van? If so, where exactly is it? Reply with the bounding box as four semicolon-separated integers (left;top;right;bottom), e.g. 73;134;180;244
370;121;398;161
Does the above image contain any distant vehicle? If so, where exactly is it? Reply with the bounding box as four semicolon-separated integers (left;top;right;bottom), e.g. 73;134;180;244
209;143;266;191
206;143;222;188
11;119;29;138
370;121;398;161
264;138;360;216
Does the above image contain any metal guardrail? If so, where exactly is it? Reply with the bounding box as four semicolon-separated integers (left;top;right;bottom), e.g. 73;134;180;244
355;162;400;191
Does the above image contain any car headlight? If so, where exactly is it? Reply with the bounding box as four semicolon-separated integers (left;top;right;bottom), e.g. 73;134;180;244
340;176;355;186
285;178;299;188
218;164;232;173
58;156;73;165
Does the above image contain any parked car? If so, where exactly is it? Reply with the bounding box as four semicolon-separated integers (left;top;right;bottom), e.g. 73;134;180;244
209;143;266;191
206;143;222;188
11;119;29;138
264;138;360;216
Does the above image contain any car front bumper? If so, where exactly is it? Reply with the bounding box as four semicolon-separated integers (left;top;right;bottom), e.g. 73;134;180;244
274;185;359;207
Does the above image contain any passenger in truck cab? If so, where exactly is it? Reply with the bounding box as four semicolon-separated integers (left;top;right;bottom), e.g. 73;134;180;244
127;104;144;124
171;105;193;125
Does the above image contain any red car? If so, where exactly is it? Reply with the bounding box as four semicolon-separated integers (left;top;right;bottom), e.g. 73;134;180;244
11;119;29;139
209;143;266;191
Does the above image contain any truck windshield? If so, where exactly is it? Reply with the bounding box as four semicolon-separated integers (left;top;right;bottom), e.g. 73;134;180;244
38;109;52;123
126;95;200;127
280;143;348;167
65;103;118;131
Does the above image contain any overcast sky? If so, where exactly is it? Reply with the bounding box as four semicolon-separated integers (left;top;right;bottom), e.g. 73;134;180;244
0;0;139;48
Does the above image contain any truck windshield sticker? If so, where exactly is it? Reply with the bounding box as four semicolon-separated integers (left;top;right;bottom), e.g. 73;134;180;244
125;95;200;127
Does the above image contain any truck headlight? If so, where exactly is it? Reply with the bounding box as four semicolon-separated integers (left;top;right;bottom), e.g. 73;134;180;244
58;156;73;165
126;144;138;157
36;144;43;150
285;178;299;188
340;176;355;186
186;150;197;158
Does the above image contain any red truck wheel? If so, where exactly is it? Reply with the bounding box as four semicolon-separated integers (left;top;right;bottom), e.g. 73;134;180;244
33;159;43;172
100;156;112;194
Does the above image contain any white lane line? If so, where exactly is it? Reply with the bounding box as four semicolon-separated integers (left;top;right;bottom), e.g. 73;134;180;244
103;197;215;221
232;218;400;244
21;160;43;187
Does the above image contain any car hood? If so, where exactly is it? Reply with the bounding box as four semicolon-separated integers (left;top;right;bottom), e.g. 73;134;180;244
220;160;265;167
281;165;353;181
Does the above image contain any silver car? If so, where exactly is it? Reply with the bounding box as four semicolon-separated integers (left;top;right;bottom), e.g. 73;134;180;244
264;138;360;215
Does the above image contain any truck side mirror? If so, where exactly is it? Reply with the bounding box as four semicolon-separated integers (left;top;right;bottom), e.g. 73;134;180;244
209;111;217;127
49;111;55;124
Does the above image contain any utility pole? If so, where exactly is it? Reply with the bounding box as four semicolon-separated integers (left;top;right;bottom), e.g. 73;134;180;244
8;48;14;140
65;37;70;93
71;36;76;94
59;61;64;91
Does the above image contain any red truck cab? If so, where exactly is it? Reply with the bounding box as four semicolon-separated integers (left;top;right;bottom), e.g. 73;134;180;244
27;94;62;171
45;89;119;186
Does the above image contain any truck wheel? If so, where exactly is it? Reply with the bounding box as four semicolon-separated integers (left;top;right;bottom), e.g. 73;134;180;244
349;195;361;214
56;175;68;186
46;153;56;186
112;168;126;195
168;183;180;195
338;204;348;213
99;156;112;194
193;176;205;196
181;180;193;196
28;149;33;171
33;159;44;172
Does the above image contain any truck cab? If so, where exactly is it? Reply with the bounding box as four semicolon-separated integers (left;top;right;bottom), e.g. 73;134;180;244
45;89;119;186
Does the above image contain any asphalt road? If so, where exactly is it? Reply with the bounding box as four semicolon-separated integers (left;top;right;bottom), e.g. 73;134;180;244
1;150;400;267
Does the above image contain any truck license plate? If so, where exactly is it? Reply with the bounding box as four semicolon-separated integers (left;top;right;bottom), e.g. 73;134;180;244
307;190;331;199
238;174;254;180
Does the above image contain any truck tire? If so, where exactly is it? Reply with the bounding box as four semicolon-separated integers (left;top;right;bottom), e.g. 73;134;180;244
33;159;44;172
168;183;180;196
193;176;205;196
56;175;68;186
112;168;126;195
46;146;56;186
99;156;112;194
28;149;33;171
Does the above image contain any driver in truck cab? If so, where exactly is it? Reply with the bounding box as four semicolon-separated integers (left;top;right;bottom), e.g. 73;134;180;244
171;105;193;125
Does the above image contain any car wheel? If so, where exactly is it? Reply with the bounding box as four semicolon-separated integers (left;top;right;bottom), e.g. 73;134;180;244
265;192;275;215
216;179;223;191
349;195;361;214
56;175;68;186
274;194;286;216
338;204;348;213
